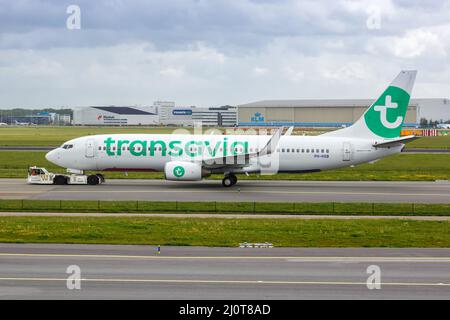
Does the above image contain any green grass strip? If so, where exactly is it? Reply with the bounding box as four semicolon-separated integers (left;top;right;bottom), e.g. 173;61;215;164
0;216;448;247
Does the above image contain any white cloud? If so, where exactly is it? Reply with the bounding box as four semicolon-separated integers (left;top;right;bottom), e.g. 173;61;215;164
1;0;450;108
322;62;368;80
392;29;447;58
159;67;184;78
253;67;269;76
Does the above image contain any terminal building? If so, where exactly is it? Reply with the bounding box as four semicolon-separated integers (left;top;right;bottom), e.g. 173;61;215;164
237;98;450;127
72;103;237;127
159;105;237;127
73;106;158;126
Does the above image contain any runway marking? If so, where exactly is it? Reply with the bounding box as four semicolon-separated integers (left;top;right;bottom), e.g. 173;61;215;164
0;277;449;287
1;253;450;262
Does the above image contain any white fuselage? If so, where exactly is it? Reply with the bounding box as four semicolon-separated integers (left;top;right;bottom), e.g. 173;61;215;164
46;134;402;175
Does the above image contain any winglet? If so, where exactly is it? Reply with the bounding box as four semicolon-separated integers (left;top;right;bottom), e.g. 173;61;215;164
284;126;294;136
258;127;283;157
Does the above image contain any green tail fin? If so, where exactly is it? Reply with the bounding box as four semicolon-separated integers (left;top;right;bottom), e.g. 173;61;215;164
324;70;417;139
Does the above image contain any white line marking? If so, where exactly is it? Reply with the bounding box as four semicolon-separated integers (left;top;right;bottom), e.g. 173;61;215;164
1;253;450;262
0;277;448;287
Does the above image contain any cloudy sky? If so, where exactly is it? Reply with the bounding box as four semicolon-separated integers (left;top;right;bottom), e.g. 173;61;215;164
0;0;449;108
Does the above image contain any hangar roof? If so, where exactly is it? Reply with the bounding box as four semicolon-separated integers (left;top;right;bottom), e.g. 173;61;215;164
236;99;446;108
92;106;156;115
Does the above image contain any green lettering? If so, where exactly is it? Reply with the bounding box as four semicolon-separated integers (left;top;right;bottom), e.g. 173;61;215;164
204;141;221;157
168;140;183;157
104;137;115;156
185;141;198;157
223;137;228;157
129;140;147;156
150;140;167;156
230;141;249;155
116;139;129;156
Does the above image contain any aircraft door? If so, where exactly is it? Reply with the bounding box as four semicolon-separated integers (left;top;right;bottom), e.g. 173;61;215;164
343;142;352;161
85;139;96;158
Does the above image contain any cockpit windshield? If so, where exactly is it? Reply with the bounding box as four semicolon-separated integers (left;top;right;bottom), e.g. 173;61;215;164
62;144;74;149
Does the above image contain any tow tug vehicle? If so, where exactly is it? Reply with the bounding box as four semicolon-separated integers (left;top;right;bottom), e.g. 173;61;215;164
27;166;105;185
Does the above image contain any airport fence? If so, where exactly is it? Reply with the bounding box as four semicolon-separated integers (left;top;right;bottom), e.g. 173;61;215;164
0;199;449;216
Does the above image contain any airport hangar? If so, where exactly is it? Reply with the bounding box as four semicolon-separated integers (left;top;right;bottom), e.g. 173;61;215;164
237;98;450;127
71;98;449;127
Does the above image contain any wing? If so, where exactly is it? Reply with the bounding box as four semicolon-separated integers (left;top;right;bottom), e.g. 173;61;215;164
202;127;283;170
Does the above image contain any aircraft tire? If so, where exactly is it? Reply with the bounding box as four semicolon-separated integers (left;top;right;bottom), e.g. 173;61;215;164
222;176;233;187
96;174;105;183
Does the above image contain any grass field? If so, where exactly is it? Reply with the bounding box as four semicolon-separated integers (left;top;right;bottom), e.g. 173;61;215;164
2;151;450;181
0;126;184;146
0;199;449;216
0;126;449;148
0;216;448;247
407;135;450;149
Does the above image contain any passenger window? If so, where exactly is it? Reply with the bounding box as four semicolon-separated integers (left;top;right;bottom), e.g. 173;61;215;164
306;149;309;153
316;149;319;153
321;149;324;153
326;149;329;153
311;149;314;153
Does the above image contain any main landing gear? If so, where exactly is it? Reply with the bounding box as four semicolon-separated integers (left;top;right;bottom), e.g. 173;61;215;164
222;173;237;187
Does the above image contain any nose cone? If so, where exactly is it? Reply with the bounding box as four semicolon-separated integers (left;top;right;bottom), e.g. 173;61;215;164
45;149;58;164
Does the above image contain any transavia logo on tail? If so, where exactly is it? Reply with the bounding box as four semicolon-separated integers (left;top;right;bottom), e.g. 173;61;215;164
364;86;410;138
173;166;185;177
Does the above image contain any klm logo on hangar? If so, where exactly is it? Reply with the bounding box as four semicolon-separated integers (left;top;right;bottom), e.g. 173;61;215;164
251;112;265;123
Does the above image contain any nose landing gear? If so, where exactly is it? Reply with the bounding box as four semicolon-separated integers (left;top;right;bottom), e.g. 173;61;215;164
222;173;237;187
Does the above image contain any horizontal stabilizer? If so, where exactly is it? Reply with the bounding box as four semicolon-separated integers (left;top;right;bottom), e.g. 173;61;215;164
373;135;419;148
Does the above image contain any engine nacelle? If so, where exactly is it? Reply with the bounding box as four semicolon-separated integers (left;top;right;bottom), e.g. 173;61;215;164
164;161;208;181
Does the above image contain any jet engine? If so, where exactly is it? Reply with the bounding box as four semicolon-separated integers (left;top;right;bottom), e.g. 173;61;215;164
164;161;209;181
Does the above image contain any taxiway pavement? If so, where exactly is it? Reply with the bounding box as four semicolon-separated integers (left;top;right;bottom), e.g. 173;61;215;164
0;179;449;203
0;244;449;299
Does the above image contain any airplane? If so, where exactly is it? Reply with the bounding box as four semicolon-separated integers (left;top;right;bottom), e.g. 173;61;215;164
45;70;417;187
14;120;31;126
437;123;450;129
